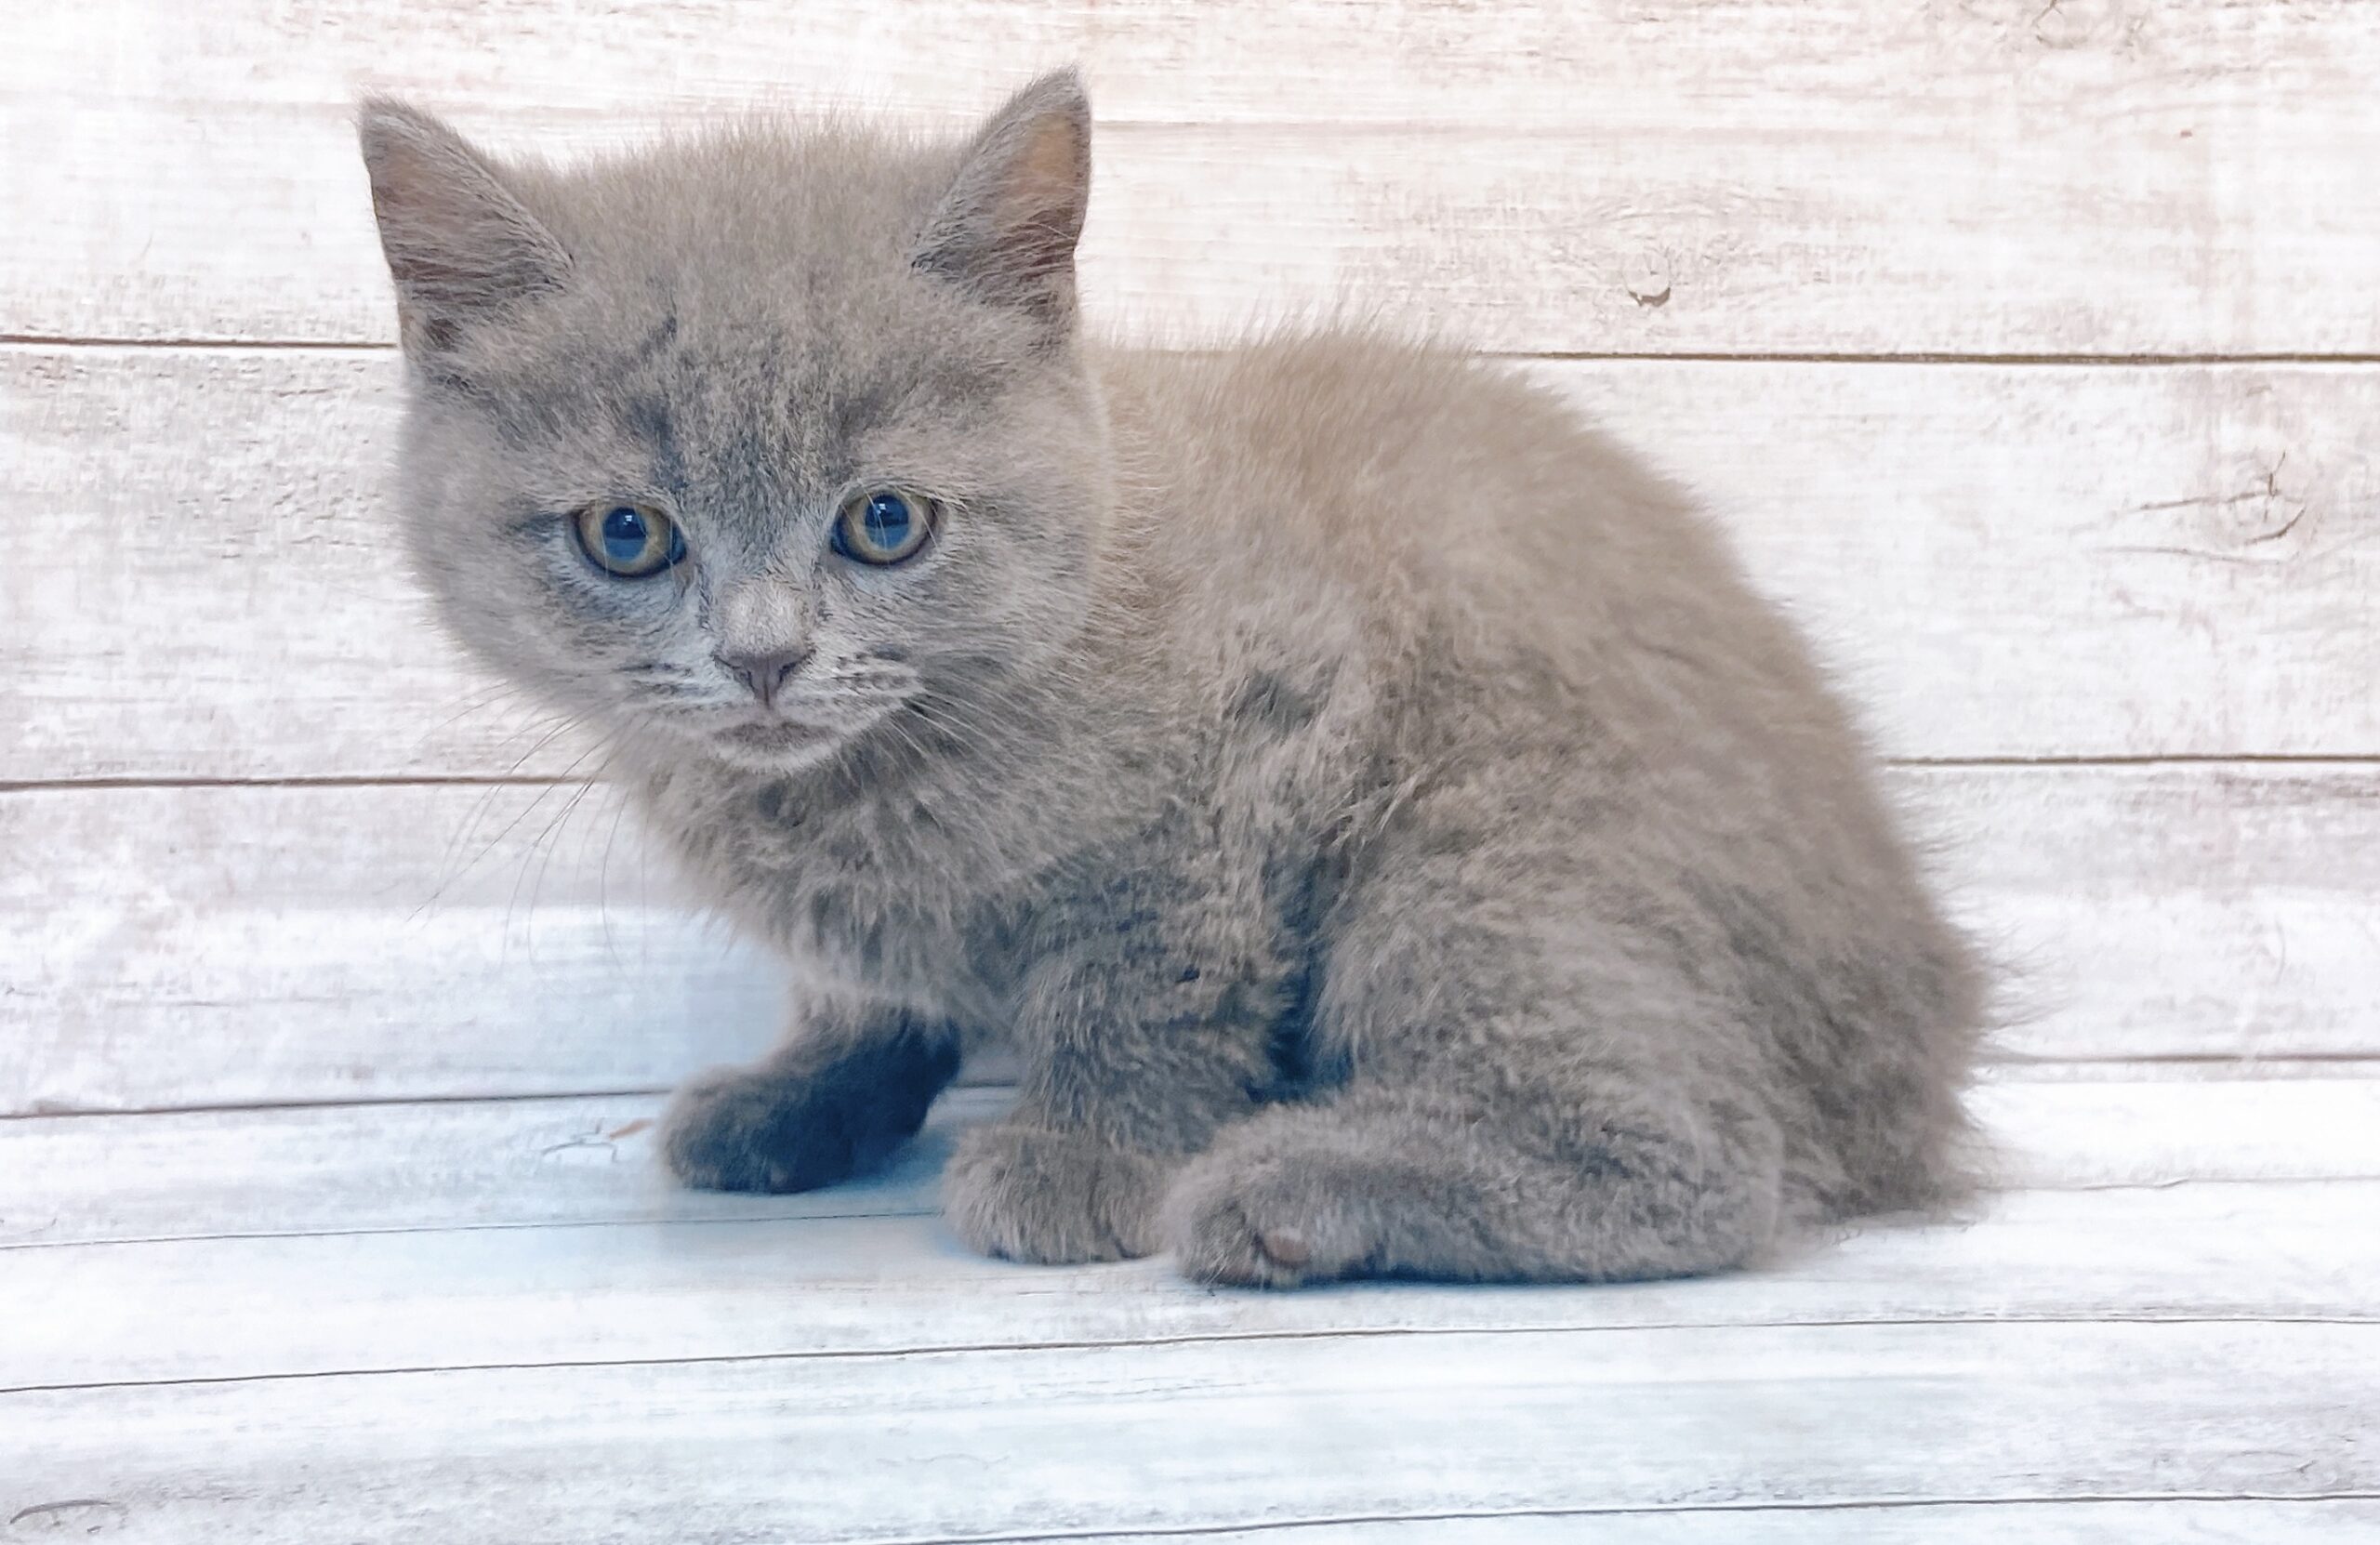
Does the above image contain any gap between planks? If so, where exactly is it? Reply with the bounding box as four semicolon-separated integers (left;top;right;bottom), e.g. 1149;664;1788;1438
8;753;2380;795
12;1056;2380;1123
915;1494;2380;1545
13;335;2380;367
17;1309;2380;1401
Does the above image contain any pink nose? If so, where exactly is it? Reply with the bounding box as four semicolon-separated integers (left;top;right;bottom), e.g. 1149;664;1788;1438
714;647;808;707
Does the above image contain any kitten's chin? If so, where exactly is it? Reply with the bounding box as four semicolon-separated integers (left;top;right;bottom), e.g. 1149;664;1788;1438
704;716;849;773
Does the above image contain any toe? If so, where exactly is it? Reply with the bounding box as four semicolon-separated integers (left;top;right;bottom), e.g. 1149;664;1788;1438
1161;1155;1369;1288
942;1125;1166;1264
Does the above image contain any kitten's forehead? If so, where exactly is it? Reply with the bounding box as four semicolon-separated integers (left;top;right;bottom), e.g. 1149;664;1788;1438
537;121;961;285
483;126;1030;535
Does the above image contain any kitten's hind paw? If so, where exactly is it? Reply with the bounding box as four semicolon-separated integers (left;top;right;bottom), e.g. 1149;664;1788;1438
1159;1151;1372;1288
942;1124;1168;1264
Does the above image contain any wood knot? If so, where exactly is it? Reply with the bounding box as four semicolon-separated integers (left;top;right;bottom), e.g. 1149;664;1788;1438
1623;251;1673;310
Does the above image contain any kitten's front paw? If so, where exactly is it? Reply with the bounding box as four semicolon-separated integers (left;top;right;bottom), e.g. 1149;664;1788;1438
1160;1150;1373;1288
942;1124;1169;1263
662;1061;925;1194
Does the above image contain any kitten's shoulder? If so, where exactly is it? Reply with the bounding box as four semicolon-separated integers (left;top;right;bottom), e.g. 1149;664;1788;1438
1095;327;1685;614
1099;328;1557;458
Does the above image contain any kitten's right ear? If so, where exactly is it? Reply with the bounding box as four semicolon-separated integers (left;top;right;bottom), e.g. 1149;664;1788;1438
912;70;1093;332
357;99;570;356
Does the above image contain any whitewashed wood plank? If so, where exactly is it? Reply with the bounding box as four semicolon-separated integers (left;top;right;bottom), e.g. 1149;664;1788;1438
1028;1501;2380;1545
10;1076;2375;1252
0;779;787;1114
8;1501;2371;1545
7;1178;2377;1390
4;768;2376;1115
17;0;2365;131
1566;364;2380;766
0;1089;1009;1248
10;350;2377;780
1937;767;2380;1066
1;1323;2371;1541
1972;1074;2380;1190
6;3;2377;352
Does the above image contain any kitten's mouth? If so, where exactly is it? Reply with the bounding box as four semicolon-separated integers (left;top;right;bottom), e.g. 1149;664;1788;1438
713;716;837;756
691;697;906;771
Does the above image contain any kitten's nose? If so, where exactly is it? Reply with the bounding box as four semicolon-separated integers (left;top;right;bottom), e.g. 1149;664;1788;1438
715;646;809;708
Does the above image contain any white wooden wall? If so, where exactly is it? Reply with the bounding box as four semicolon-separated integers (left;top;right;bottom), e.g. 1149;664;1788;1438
5;2;2376;1117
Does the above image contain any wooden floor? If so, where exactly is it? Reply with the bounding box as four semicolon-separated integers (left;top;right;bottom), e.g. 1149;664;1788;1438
6;1068;2376;1541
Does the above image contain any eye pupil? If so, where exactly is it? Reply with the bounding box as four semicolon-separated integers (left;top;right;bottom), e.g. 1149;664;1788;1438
862;494;912;550
600;507;648;562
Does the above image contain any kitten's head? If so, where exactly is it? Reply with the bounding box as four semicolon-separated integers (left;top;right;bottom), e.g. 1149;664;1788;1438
360;72;1109;773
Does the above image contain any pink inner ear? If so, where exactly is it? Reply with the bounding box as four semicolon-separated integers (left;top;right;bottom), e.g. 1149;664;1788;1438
915;78;1092;322
362;107;569;329
1010;117;1085;212
990;118;1089;277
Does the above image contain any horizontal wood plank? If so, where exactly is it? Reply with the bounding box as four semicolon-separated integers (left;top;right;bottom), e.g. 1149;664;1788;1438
9;349;2375;779
17;0;2367;130
4;767;2375;1115
7;1077;2378;1252
3;1322;2373;1541
9;1177;2379;1390
5;4;2377;352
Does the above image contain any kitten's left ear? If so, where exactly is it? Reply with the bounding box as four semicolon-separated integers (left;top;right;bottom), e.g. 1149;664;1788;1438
913;69;1092;331
357;99;571;357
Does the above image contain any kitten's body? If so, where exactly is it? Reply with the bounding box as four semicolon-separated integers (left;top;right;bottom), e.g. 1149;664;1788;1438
363;73;1981;1285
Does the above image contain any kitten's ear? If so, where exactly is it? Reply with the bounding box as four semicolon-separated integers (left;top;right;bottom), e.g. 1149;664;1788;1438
913;69;1092;331
357;99;570;356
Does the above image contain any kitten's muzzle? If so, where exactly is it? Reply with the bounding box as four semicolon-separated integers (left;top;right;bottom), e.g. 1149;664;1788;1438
714;646;812;709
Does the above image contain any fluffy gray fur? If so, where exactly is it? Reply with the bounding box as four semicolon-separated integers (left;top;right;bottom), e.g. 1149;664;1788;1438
358;71;1982;1287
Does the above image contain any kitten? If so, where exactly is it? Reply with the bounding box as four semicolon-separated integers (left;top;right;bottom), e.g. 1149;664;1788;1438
359;70;1982;1286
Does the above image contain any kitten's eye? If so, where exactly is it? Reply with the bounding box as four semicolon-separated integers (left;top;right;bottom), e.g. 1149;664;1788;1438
832;490;936;566
573;504;685;578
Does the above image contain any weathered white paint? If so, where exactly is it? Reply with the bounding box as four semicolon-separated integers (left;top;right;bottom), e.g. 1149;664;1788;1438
4;767;2376;1116
5;1322;2373;1540
7;350;2374;779
11;1178;2380;1390
12;1076;2378;1252
6;3;2379;352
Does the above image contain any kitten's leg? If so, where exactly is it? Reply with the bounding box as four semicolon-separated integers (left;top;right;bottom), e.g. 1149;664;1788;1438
942;893;1289;1264
1160;1061;1784;1287
1160;827;1792;1285
662;1003;961;1194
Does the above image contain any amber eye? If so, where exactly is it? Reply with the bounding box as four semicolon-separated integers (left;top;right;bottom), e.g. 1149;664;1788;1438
832;490;936;566
573;504;685;578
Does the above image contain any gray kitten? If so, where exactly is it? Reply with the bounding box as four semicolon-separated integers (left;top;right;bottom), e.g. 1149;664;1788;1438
359;70;1982;1287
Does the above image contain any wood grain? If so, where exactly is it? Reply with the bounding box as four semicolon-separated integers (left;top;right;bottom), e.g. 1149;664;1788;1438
9;348;2375;780
12;1076;2377;1252
3;767;2375;1115
4;1321;2373;1540
19;0;2366;129
4;3;2377;351
10;1178;2379;1390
